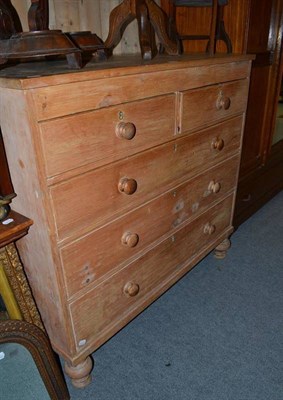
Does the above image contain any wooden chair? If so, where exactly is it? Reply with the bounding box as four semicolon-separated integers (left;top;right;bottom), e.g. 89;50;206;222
168;0;232;54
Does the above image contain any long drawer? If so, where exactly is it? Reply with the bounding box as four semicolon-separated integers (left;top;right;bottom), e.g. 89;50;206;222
40;95;176;178
51;116;243;242
61;157;239;298
69;194;234;352
179;79;249;134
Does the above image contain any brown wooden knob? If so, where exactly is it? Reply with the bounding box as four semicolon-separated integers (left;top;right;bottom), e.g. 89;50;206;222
208;180;221;194
123;282;140;297
216;95;231;110
116;122;136;140
211;137;225;151
118;177;137;195
121;232;139;248
203;222;216;235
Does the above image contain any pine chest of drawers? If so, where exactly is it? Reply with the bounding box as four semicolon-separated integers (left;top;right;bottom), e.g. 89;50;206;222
0;55;252;387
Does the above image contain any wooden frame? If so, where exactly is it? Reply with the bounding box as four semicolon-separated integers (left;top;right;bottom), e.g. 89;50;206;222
0;319;69;400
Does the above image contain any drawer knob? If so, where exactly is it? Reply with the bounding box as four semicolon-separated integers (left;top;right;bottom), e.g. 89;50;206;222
208;180;221;194
118;177;137;195
216;95;231;110
116;122;136;140
203;223;216;235
121;232;139;247
123;282;140;297
211;137;224;151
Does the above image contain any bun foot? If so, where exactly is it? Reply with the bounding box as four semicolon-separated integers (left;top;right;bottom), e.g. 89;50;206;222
64;356;93;388
214;238;231;259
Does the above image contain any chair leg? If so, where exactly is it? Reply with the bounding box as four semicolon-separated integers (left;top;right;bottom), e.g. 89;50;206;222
208;0;218;55
215;5;232;53
168;3;183;53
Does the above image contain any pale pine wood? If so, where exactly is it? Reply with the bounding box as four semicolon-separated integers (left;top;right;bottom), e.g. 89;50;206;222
30;57;251;120
50;116;243;243
70;194;234;350
0;88;74;357
180;79;250;134
39;95;176;177
61;156;239;299
0;56;252;385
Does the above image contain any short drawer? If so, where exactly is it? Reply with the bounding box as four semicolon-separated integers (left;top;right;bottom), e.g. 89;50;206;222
69;194;234;351
51;115;243;242
179;79;249;134
61;157;239;298
40;95;176;178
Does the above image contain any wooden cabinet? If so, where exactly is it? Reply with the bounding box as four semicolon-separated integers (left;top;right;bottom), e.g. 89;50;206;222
0;54;252;388
234;0;283;225
161;0;283;225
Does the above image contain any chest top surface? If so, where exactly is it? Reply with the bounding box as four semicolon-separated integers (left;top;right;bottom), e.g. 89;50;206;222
0;53;253;89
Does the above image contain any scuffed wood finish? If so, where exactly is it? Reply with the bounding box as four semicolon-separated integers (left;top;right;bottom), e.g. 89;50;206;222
39;94;176;177
29;57;250;120
179;79;249;133
0;88;74;357
0;55;252;387
50;116;243;242
70;194;234;351
61;157;239;299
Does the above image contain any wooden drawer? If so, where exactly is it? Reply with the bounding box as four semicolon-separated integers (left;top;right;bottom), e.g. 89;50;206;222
61;157;239;298
40;95;176;178
31;60;250;121
69;194;234;351
179;79;249;134
51;116;243;242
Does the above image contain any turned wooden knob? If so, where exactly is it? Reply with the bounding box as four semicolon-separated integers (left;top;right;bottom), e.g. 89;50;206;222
121;232;139;247
208;180;221;194
211;137;225;151
116;122;136;140
118;177;137;195
123;282;140;297
216;95;231;110
203;222;216;235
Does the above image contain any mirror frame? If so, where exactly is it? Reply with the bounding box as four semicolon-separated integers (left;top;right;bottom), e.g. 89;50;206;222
0;319;69;400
